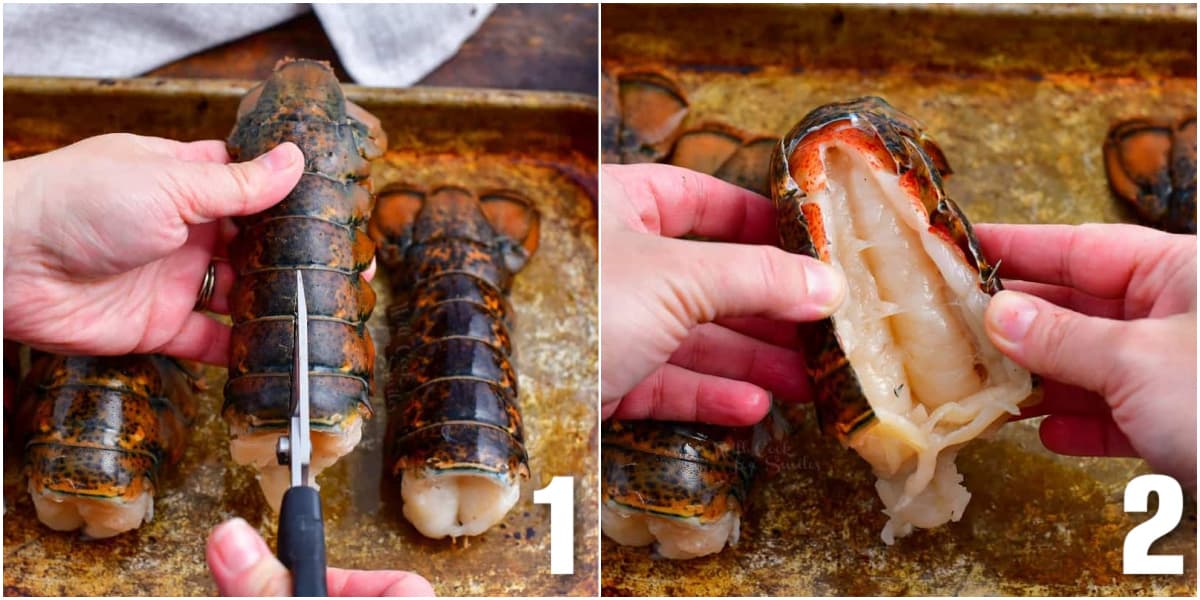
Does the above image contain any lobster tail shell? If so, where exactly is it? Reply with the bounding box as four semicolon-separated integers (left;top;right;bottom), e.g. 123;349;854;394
20;354;196;505
224;59;386;434
371;185;539;484
1102;116;1197;234
601;420;756;524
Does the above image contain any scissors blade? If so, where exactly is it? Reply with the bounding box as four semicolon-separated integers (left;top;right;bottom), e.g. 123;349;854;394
291;270;312;488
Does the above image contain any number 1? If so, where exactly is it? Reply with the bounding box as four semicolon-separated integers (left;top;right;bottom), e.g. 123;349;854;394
533;476;574;574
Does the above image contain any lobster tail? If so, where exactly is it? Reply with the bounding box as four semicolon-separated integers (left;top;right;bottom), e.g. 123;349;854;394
600;420;756;560
224;59;387;510
19;354;196;539
371;185;539;539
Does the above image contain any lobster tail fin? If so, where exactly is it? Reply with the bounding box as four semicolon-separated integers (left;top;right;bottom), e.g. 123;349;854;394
369;185;426;265
480;190;540;274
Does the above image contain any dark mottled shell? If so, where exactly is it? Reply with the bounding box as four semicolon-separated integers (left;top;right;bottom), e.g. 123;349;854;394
224;59;386;433
19;354;197;503
601;420;756;523
370;185;539;481
1103;116;1196;234
769;96;999;440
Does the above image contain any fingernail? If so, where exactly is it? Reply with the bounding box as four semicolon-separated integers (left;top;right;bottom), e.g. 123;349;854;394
258;143;299;172
211;518;265;574
804;261;845;311
989;291;1037;343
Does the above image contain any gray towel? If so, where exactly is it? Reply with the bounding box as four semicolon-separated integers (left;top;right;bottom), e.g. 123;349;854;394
3;3;494;87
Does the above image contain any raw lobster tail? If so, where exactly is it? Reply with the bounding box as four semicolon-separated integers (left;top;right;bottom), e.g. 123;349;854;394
19;354;197;539
224;58;388;510
770;97;1033;543
369;184;539;539
600;420;756;560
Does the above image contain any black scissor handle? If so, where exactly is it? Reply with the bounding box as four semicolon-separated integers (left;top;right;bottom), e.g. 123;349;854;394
278;486;328;597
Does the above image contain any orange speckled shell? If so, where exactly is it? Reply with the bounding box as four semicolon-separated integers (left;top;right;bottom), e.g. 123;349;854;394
601;420;756;523
19;354;197;504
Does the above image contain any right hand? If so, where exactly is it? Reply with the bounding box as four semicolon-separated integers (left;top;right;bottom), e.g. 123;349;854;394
206;518;435;597
978;223;1197;493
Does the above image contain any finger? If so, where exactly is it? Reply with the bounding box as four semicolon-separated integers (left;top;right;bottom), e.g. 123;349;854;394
975;223;1171;299
206;518;292;597
985;290;1127;396
1014;379;1109;420
1002;280;1126;320
218;217;240;252
1039;414;1139;458
669;323;812;403
166;142;304;224
170;139;234;164
613;363;772;426
204;260;236;315
666;237;845;323
133;136;232;164
326;568;435;597
603;163;779;244
714;316;802;348
154;312;231;365
362;257;377;283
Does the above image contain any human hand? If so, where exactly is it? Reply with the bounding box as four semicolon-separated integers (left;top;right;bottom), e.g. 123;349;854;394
206;518;435;597
600;163;845;426
3;133;304;365
979;223;1197;492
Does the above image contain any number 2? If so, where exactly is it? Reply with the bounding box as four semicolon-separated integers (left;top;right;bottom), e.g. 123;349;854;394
533;476;574;575
1123;474;1184;575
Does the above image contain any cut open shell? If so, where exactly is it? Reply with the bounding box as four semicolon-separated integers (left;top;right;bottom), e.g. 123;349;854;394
770;97;1033;543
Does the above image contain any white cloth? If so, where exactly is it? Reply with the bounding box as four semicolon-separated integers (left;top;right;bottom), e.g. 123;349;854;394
2;3;494;87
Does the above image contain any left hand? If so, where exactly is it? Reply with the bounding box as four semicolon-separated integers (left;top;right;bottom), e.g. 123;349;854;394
206;518;435;597
600;164;845;425
3;133;304;364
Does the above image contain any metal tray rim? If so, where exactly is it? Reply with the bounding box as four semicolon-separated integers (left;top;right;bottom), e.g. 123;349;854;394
2;75;598;115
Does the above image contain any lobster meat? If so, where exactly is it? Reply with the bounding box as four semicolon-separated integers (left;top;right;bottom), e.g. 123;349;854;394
770;97;1033;543
225;59;387;510
18;354;198;539
369;184;539;539
601;420;757;559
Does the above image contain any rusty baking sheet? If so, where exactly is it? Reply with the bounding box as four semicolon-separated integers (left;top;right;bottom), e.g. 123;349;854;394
601;3;1196;596
2;76;598;596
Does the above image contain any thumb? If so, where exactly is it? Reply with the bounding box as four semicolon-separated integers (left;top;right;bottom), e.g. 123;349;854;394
206;518;292;597
985;290;1128;395
667;237;845;324
167;142;304;224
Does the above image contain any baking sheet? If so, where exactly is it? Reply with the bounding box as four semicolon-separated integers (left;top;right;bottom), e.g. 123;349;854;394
600;3;1196;596
2;76;599;596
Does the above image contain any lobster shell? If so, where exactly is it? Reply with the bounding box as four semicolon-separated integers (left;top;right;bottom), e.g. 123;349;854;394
601;420;755;525
370;185;539;487
19;354;196;525
1103;116;1196;234
224;59;386;434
